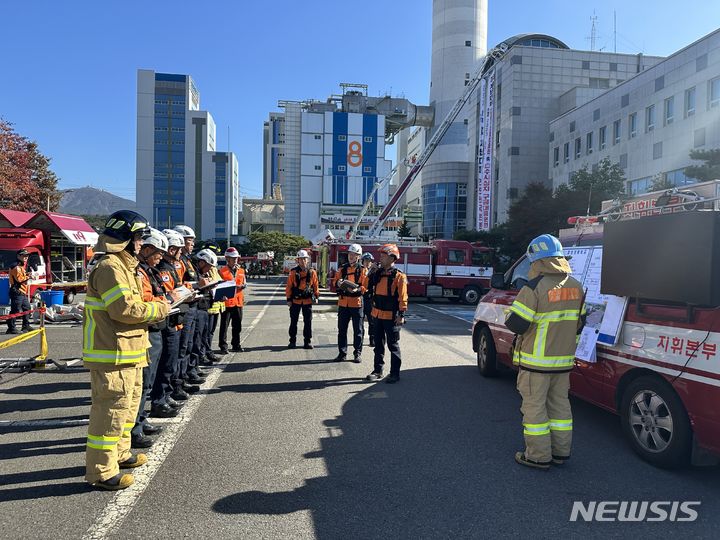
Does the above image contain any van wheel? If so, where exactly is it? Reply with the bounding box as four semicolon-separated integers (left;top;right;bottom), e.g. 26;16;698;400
64;290;75;305
620;376;691;468
461;285;481;305
476;326;498;377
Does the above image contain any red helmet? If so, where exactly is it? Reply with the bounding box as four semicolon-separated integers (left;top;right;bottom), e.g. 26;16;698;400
379;243;400;260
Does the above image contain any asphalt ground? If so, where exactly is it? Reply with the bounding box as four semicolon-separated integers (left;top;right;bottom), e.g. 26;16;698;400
1;278;719;539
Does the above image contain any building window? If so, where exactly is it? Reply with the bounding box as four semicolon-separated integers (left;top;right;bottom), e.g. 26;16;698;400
695;127;706;148
509;146;520;156
629;113;637;138
338;134;347;141
613;120;621;144
664;96;674;125
593;108;600;121
553;147;559;167
363;166;371;172
511;55;522;65
609;62;618;71
338;165;346;172
621;94;629;108
710;77;720;108
646;105;656;132
563;142;569;163
590;78;610;89
655;76;665;92
599;126;607;150
314;165;321;171
574;138;581;159
653;142;663;160
582;60;590;70
549;131;555;142
510;107;521;116
314;135;321;140
465;40;472;47
685;87;696;117
569;121;576;133
697;54;708;72
364;136;373;142
586;132;593;155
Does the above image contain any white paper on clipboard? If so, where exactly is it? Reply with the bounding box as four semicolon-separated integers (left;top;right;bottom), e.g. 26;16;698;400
597;296;629;345
576;327;599;362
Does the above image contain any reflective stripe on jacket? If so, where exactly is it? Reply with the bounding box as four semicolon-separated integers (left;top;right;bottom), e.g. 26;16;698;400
219;265;246;308
505;262;585;373
83;250;169;367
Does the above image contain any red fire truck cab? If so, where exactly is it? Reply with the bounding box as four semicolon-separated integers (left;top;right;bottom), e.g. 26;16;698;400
320;239;494;304
472;213;720;468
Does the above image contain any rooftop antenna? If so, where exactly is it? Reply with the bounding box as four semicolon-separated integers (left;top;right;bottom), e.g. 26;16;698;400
614;10;617;53
588;12;598;51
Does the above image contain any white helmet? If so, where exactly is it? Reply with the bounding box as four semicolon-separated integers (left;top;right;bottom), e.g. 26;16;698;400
142;228;169;253
348;243;362;255
173;225;196;239
162;229;185;248
196;249;218;266
296;249;310;259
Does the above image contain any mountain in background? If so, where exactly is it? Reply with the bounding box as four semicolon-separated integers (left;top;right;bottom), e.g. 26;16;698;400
59;186;135;216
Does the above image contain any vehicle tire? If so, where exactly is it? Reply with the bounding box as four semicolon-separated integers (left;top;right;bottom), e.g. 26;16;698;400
64;290;75;305
619;376;692;468
476;326;498;377
607;211;622;222
683;202;699;212
461;285;481;305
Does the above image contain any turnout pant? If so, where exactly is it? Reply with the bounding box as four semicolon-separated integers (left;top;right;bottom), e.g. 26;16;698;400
363;296;375;345
338;306;363;355
288;303;312;344
151;326;180;407
8;291;31;331
132;330;163;437
373;318;402;376
219;306;243;350
86;365;142;484
177;307;197;383
516;369;572;463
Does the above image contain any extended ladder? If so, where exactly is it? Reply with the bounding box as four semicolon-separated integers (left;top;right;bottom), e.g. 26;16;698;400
349;42;509;240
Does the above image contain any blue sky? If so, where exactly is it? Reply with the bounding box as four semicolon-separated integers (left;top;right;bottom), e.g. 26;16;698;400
2;1;718;202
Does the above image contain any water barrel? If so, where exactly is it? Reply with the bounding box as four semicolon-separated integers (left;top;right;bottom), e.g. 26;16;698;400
0;276;8;305
39;290;65;308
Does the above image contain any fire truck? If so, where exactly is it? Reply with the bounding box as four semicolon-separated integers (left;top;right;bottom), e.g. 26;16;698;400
471;185;720;468
0;209;97;304
318;239;494;304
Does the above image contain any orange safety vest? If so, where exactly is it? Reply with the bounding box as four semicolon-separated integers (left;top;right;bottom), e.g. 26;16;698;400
219;265;246;307
9;263;29;295
286;267;319;306
333;263;368;309
370;267;409;320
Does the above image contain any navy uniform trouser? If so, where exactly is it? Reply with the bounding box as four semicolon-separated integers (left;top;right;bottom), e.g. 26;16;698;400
177;307;197;382
132;330;163;436
189;309;208;376
373;317;402;376
206;313;219;351
363;295;374;344
219;306;243;350
8;291;31;331
338;305;363;355
151;326;180;407
289;303;312;344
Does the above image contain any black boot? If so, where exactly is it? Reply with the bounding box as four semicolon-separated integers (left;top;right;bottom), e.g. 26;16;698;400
333;353;347;362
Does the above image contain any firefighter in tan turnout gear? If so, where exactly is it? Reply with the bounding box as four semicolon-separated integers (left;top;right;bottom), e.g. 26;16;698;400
84;210;170;490
504;234;585;470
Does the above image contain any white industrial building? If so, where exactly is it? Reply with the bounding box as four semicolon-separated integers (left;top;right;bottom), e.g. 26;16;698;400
136;70;239;240
549;29;720;195
264;84;433;240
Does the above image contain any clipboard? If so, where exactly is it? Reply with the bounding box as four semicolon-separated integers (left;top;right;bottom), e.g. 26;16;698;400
195;280;222;292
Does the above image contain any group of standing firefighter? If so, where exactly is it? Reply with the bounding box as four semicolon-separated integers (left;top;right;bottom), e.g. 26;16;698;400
81;209;584;489
284;243;408;384
83;210;245;490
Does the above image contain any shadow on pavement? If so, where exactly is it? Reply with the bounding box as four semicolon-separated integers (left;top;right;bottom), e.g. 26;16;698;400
0;482;90;502
0;396;90;414
223;359;342;373
0;381;90;395
0;437;86;460
209;378;367;395
213;365;720;538
0;466;86;486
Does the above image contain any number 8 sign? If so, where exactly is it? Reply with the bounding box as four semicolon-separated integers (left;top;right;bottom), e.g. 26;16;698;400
347;141;363;167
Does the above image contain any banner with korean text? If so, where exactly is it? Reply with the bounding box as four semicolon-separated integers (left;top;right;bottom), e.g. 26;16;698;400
476;71;495;231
